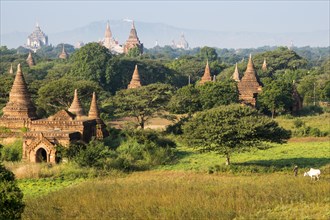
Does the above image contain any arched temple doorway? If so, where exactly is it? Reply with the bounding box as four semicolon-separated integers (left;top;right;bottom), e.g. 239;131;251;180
36;148;47;163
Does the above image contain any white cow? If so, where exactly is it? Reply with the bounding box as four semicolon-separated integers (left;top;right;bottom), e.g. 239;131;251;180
304;168;321;180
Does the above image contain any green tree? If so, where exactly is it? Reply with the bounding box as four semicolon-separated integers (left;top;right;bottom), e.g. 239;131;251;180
0;163;25;219
168;85;201;114
258;79;293;118
69;43;112;88
36;77;106;116
106;57;176;94
183;104;290;165
199;46;218;62
126;46;142;57
198;81;239;110
113;83;174;129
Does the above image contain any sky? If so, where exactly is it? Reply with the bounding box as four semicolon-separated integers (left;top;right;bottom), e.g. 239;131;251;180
1;0;329;35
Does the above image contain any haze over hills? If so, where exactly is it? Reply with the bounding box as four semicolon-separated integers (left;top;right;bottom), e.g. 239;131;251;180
1;20;329;49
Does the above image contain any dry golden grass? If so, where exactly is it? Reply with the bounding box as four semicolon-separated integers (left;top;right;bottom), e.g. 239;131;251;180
23;171;330;220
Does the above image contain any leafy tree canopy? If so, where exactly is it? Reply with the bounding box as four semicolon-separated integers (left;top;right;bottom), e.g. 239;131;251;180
36;77;107;116
113;83;174;129
183;104;290;165
69;43;112;88
258;78;294;118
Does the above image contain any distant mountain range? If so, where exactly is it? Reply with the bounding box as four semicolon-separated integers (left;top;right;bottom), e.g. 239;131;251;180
1;20;329;49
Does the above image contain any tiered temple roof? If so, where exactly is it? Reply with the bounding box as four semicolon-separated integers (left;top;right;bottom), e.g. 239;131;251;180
128;65;142;89
23;90;109;163
26;23;48;52
59;44;69;59
237;54;262;106
232;63;240;82
199;60;212;85
26;51;35;67
123;21;143;54
2;64;37;120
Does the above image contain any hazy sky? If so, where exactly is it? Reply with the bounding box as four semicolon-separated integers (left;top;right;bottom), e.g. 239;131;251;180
1;0;329;34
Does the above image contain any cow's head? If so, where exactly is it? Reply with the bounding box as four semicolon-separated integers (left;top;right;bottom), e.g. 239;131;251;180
303;172;308;176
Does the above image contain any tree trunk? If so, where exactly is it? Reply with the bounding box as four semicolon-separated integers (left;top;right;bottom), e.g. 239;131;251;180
271;109;275;119
225;154;230;165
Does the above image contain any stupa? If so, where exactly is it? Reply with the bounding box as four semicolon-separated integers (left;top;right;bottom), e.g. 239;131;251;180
128;65;142;89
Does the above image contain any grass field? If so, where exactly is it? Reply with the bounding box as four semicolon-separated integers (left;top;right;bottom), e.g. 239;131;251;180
15;137;330;219
275;113;330;134
22;171;330;220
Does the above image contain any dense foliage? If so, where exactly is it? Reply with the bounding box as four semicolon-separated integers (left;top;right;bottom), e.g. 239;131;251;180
0;163;25;219
183;105;291;165
113;83;174;129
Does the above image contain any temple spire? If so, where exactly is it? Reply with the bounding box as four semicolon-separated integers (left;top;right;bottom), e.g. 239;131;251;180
59;44;68;59
262;58;267;72
2;64;37;119
105;21;112;38
128;65;142;89
237;54;262;107
9;63;13;74
88;92;100;119
26;51;35;67
232;63;240;82
200;60;212;85
68;89;84;117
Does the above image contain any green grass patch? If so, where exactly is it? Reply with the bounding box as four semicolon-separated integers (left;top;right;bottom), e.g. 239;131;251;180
18;178;84;199
275;113;330;134
157;139;330;173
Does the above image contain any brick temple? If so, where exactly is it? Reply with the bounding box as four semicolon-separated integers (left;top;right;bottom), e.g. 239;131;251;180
0;64;108;163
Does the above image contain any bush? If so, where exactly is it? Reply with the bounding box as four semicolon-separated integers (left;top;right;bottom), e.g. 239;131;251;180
0;163;25;219
297;106;324;116
116;138;175;171
0;140;22;162
74;141;116;169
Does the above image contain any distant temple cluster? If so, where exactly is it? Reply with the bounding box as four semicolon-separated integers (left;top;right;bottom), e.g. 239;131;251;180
100;21;143;55
24;20;144;55
171;33;189;50
25;23;48;52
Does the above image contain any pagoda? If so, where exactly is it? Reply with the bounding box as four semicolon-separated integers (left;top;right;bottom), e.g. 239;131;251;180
291;82;303;113
232;63;240;82
26;51;35;67
88;92;108;139
23;91;109;163
199;60;212;85
26;22;48;52
123;21;143;54
59;44;69;59
68;89;85;117
237;55;262;106
262;58;267;72
128;65;142;89
101;21;123;54
0;64;37;129
9;64;13;74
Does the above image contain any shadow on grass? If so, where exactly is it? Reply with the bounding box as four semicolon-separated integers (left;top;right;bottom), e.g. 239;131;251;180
236;157;330;169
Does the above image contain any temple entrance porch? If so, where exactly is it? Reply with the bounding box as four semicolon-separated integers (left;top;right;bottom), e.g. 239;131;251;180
36;148;48;163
